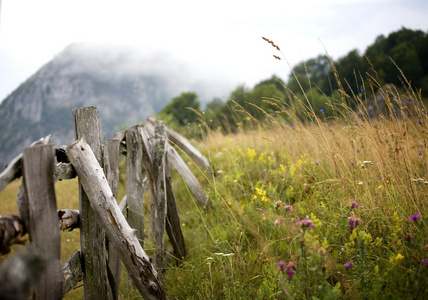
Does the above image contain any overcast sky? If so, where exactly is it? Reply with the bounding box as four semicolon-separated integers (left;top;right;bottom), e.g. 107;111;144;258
0;0;427;102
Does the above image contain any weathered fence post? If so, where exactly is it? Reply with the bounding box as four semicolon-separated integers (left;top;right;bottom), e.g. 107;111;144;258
125;126;145;246
147;116;214;178
103;135;122;299
73;106;110;299
139;122;167;271
66;139;168;299
22;144;63;299
165;155;187;261
0;246;45;300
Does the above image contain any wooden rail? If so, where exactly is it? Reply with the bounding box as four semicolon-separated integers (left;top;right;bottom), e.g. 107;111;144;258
0;106;213;299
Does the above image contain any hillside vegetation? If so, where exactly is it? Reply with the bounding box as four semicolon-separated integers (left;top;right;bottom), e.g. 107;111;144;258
158;27;428;298
0;27;427;299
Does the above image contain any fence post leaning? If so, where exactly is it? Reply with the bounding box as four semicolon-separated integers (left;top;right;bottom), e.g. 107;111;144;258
73;106;110;300
22;144;63;299
66;138;168;300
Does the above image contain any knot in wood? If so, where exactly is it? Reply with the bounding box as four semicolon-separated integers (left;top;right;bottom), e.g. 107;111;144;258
149;281;158;292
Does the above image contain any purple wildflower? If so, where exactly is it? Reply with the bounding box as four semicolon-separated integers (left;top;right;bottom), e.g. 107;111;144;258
286;269;295;279
320;109;324;113
422;258;428;266
284;205;292;213
355;122;359;126
348;217;361;229
278;261;286;272
405;233;415;241
350;200;359;209
287;261;296;269
298;218;315;229
409;214;422;221
344;261;355;269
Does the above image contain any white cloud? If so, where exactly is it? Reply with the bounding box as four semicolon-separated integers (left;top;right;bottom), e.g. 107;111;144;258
0;0;427;101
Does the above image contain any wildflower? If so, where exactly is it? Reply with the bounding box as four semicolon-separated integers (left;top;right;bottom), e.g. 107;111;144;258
287;261;296;269
278;261;286;272
286;269;295;279
419;150;423;157
315;162;319;166
344;261;354;269
274;218;283;227
361;89;364;92
348;217;361;230
419;120;425;125
356;149;360;153
298;218;315;229
291;125;295;129
235;163;239;167
409;214;422;221
350;200;359;209
274;200;283;209
284;205;292;213
422;258;428;266
351;162;354;166
405;233;415;241
358;181;363;185
320;109;324;113
355;122;359;126
248;148;256;159
396;253;404;261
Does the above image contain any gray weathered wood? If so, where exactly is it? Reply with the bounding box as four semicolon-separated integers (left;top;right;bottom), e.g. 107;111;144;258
147;116;214;178
16;183;29;236
0;153;22;192
0;213;26;255
166;144;210;208
54;162;76;182
151;123;167;271
125;127;145;246
14;137;52;232
0;246;45;300
0;135;51;193
62;250;84;296
139;123;167;271
58;209;80;231
165;157;186;261
104;136;122;300
73;106;110;300
23;144;63;300
66;139;168;300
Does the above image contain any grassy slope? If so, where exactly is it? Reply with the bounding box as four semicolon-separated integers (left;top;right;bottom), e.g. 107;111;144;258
0;88;427;299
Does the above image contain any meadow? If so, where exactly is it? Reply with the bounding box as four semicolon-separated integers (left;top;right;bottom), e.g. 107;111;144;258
1;71;427;299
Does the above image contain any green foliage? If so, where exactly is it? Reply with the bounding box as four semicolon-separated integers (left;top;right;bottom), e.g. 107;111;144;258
160;91;200;126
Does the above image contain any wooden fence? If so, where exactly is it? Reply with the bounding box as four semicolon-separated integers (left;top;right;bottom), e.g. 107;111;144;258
0;106;213;300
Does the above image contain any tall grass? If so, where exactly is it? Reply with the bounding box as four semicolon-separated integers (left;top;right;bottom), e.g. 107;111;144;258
0;57;427;299
163;55;427;298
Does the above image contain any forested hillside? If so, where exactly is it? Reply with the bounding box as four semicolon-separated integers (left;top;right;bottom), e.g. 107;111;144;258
160;27;428;132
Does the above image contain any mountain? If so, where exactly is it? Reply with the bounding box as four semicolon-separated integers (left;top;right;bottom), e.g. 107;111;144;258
0;43;230;169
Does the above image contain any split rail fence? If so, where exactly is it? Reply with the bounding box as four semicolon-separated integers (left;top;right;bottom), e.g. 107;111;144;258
0;106;213;300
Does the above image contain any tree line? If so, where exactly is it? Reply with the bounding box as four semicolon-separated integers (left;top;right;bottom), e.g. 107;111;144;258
160;27;428;133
